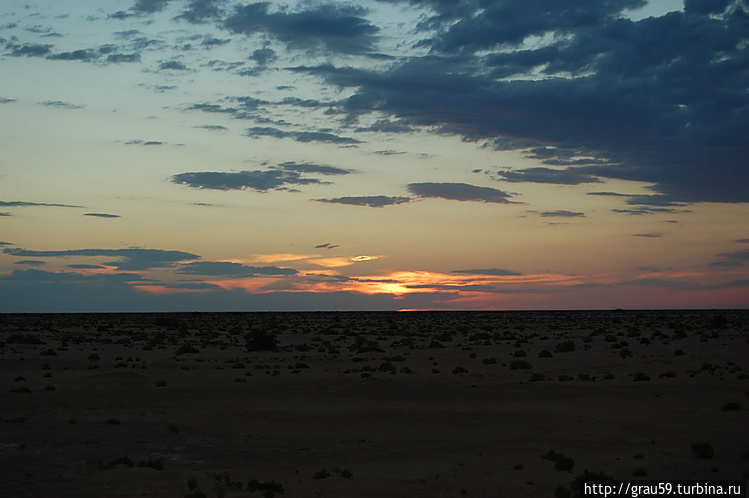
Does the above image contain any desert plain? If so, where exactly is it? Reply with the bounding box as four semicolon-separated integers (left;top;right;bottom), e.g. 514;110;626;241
0;310;747;497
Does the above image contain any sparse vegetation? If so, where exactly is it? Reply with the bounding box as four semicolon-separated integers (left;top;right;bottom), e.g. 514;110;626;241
0;310;745;497
721;402;741;411
510;360;532;370
542;450;575;471
632;372;651;382
137;457;164;471
245;329;278;352
691;442;714;459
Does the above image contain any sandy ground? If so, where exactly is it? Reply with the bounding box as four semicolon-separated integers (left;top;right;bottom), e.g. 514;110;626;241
1;310;747;497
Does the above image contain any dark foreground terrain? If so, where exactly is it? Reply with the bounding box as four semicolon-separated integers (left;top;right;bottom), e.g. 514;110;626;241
1;310;747;497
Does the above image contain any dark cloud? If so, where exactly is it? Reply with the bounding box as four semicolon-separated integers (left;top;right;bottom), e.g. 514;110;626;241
710;249;749;269
293;3;749;203
355;119;415;134
623;194;689;207
540;210;585;218
133;0;174;13
737;239;749;244
0;212;10;216
0;200;83;208
189;102;237;114
171;162;349;192
187;96;268;119
315;243;340;249
3;247;199;271
0;269;155;312
106;53;141;63
8;42;52;57
314;196;411;208
126;139;165;145
246;126;362;144
633;233;664;238
67;264;106;269
176;0;227;23
114;30;142;39
0;241;12;246
587;191;691;214
84;213;121;218
38;100;84;109
195;124;227;131
278;97;328;108
452;268;523;276
109;0;180;17
0;97;17;104
200;36;230;48
46;49;98;61
177;261;297;276
4;268;144;283
251;46;277;66
420;0;646;51
14;260;46;266
611;207;681;216
496;167;602;185
407;182;516;204
275;161;353;176
224;2;379;55
24;25;54;35
159;60;189;71
373;150;406;156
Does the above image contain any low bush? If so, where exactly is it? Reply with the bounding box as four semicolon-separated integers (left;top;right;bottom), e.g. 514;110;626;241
510;360;532;370
137;457;164;471
555;341;575;353
691;442;714;459
632;372;650;382
245;329;278;352
721;402;741;411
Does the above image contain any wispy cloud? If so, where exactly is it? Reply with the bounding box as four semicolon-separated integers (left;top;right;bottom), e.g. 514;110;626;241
125;139;165;146
314;196;411;208
407;182;517;204
710;250;749;269
8;42;52;57
540;210;585;218
246;127;362;145
452;268;523;276
496;167;602;185
0;200;84;208
3;247;199;271
14;260;46;266
38;100;85;110
84;213;120;218
177;261;297;277
171;161;351;192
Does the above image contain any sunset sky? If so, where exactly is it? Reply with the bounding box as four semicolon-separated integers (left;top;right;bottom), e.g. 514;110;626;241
1;0;747;312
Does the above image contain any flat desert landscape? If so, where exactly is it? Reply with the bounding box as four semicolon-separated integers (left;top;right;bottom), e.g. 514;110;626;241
1;310;747;497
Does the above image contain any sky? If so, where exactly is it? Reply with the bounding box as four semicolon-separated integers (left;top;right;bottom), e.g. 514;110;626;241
0;0;747;312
